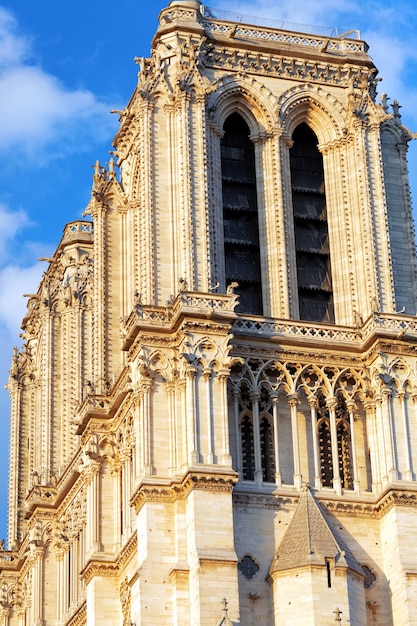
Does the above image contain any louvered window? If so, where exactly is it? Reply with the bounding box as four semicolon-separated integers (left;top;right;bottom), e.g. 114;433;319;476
221;113;263;315
290;123;334;323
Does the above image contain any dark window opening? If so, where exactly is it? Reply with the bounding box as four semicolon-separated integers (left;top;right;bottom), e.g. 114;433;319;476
260;416;275;482
326;558;332;587
336;396;354;490
290;123;334;323
317;394;354;489
221;113;263;315
241;414;255;480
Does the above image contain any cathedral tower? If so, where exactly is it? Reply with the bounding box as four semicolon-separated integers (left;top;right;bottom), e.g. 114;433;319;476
1;2;417;625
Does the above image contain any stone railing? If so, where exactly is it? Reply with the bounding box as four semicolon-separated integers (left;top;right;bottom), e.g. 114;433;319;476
121;290;238;342
233;317;359;343
204;20;366;53
361;312;417;340
200;6;366;54
62;220;93;243
233;312;417;346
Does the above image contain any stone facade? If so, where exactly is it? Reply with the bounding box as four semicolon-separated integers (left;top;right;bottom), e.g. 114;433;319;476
1;1;417;624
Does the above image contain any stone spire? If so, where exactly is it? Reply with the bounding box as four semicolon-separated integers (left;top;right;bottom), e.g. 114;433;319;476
270;485;363;576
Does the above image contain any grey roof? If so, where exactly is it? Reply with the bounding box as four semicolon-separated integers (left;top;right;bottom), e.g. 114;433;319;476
270;486;363;577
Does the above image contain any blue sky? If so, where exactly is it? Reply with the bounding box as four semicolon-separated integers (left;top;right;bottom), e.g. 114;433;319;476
0;0;416;542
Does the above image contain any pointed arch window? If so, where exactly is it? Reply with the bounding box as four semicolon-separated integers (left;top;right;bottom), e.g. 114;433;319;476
336;395;354;490
241;414;255;481
238;382;275;483
317;394;353;489
290;123;334;323
221;112;263;315
260;416;275;482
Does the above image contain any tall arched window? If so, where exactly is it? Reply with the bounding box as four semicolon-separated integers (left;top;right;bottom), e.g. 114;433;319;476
336;395;354;489
241;414;255;481
221;113;263;315
317;394;353;489
290;123;334;323
317;394;333;487
238;382;275;483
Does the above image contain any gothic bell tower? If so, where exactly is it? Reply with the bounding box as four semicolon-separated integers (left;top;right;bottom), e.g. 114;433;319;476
2;2;417;625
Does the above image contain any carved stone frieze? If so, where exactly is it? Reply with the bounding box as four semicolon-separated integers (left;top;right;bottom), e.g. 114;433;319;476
66;601;87;626
80;533;137;586
201;40;371;93
131;471;238;513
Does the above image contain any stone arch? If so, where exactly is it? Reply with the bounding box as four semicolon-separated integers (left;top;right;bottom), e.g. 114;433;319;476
149;350;174;382
278;84;346;146
334;368;367;401
260;359;294;395
207;73;278;137
389;358;412;389
192;337;219;370
296;364;332;398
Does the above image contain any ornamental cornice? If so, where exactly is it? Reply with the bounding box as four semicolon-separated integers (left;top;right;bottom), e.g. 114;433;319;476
233;487;417;518
231;343;363;368
65;601;87;626
375;488;417;516
131;470;238;513
233;491;296;511
81;560;119;585
81;533;137;586
201;39;368;89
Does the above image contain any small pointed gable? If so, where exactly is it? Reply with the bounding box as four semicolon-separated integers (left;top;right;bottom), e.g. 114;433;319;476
270;486;362;576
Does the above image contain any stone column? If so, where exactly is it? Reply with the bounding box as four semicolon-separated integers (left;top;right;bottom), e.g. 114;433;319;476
398;389;413;480
250;390;262;485
288;394;302;488
186;365;199;465
364;399;381;492
346;399;360;492
122;448;133;538
31;547;45;626
232;388;242;479
166;381;177;475
141;379;154;475
203;368;214;464
327;397;341;495
86;461;102;554
308;396;321;490
138;96;156;303
54;546;65;623
218;370;232;466
271;393;282;487
381;385;398;482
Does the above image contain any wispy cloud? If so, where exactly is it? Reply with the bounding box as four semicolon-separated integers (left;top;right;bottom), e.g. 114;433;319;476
0;7;30;67
0;263;43;337
220;0;417;126
0;203;31;264
0;7;116;161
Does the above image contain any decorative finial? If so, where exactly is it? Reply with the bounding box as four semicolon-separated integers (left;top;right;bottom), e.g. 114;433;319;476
221;598;228;615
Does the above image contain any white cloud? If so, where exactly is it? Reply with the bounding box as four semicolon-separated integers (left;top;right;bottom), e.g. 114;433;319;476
0;7;30;67
0;65;112;153
0;203;31;264
0;263;43;337
221;0;417;127
0;7;116;161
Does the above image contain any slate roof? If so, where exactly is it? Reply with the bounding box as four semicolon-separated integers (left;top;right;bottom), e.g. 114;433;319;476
269;486;363;576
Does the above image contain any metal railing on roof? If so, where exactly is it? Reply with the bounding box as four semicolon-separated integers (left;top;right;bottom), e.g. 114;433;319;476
201;5;360;40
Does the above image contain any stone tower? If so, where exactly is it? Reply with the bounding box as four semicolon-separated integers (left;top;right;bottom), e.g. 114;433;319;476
1;1;417;625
